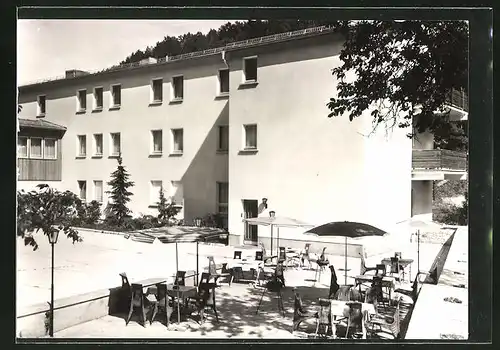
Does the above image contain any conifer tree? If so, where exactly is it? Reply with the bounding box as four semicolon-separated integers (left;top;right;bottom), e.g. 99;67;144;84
105;155;135;226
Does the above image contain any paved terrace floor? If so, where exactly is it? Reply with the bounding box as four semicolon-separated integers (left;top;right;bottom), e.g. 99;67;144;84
53;269;414;339
17;229;444;316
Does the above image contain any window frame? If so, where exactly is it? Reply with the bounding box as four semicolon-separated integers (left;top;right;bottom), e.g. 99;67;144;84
93;86;104;111
217;68;230;96
78;180;87;202
37;95;46;117
93;133;103;157
171;128;184;155
149;180;163;206
243;56;258;83
150;129;163;155
93;180;103;203
29;137;43;159
217;125;229;153
109;132;121;157
243;124;258;150
18;136;29;158
150;78;164;104
110;84;121;109
170;181;184;207
76;89;87;112
43;138;57;159
171;75;184;102
216;182;229;228
76;135;87;157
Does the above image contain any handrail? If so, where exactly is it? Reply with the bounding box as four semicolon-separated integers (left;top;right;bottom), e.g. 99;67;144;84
20;25;337;87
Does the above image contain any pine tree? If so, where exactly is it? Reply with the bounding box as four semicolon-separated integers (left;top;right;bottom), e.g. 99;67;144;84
157;186;180;225
105;155;135;226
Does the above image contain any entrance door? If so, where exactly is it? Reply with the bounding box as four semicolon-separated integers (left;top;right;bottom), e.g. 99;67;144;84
243;199;258;245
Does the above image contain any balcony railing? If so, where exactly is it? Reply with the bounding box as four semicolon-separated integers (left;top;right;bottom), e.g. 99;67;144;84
412;149;467;171
445;89;468;112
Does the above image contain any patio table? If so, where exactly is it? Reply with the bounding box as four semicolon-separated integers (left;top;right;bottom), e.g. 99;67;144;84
328;300;376;339
354;275;396;301
381;258;414;282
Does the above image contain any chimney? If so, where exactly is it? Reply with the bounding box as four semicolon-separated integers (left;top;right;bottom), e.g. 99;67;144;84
65;70;90;79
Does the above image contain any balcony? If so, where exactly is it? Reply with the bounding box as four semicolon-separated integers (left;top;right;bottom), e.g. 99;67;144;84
412;149;467;171
445;89;468;121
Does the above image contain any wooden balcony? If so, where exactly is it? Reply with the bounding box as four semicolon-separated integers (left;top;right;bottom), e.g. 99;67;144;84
445;89;468;112
412;149;467;171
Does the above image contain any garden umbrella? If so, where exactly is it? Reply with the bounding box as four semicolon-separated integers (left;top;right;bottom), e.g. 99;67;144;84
304;221;389;285
135;225;228;323
244;216;314;256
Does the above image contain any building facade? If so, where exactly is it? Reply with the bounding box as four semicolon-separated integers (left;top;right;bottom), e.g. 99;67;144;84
17;26;467;246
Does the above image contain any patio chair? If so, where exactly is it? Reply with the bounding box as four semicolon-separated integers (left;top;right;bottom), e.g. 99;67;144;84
394;272;427;305
125;283;148;327
366;297;402;339
234;250;242;260
208;256;231;286
255;250;264;261
256;263;286;317
278;247;286;263
376;264;387;276
315;298;333;338
334;285;353;301
186;282;219;325
389;257;405;282
328;265;340;299
119;272;130;288
150;283;174;326
314;247;329;283
175;271;186;286
199;272;211;286
370;276;389;310
292;289;318;333
301;243;312;269
359;253;378;275
344;302;364;339
258;241;277;266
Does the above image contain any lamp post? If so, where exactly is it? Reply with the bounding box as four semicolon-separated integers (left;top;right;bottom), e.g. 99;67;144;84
47;229;59;337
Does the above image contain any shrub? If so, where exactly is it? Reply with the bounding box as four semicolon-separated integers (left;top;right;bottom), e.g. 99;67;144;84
157;187;181;225
433;192;467;225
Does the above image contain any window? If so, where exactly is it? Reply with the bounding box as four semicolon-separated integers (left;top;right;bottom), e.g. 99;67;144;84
171;129;184;154
30;137;43;158
150;180;163;206
151;78;163;103
44;139;56;159
243;124;257;149
93;87;103;110
18;137;28;158
77;89;87;112
218;125;229;152
78;181;87;202
37;95;46;116
94;180;103;203
171;181;184;206
243;57;258;82
218;69;229;95
111;84;121;108
110;133;121;156
93;134;103;156
217;182;229;228
151;130;163;154
171;76;184;101
77;135;87;157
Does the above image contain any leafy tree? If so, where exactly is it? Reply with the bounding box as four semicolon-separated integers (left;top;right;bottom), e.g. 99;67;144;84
105;155;135;226
157;186;180;225
326;20;468;145
17;184;82;251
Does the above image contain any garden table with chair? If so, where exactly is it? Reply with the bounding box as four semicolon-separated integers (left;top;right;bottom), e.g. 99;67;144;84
381;257;414;282
329;299;377;339
354;274;396;301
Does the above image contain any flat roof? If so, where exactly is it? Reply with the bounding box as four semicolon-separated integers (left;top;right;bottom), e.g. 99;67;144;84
19;25;339;89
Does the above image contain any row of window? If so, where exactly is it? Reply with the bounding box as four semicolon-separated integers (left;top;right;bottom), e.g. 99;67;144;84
35;57;259;117
75;124;257;158
18;137;57;159
77;180;228;216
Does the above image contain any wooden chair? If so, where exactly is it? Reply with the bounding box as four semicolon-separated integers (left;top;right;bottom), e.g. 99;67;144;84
334;285;353;301
175;271;186;286
150;283;173;326
370;275;389;310
301;243;312;269
390;257;405;282
366;297;402;339
125;283;148;327
292;289;318;332
394;272;427;305
315;298;333;338
328;265;340;299
359;252;378;275
187;282;219;325
345;302;364;338
315;247;329;283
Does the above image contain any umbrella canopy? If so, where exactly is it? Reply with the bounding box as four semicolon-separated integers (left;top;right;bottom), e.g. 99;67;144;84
304;221;388;238
305;221;389;285
396;218;442;231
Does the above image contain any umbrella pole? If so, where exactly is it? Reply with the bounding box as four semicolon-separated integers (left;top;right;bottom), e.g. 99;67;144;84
345;236;348;285
176;242;180;323
196;241;199;286
271;226;273;256
417;229;420;274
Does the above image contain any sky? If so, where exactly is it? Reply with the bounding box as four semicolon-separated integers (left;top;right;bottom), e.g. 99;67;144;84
17;20;235;85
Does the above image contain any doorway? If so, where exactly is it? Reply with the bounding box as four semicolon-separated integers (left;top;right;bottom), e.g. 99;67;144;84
242;199;258;245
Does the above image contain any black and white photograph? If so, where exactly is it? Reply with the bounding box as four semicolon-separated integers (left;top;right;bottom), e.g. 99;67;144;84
15;9;487;341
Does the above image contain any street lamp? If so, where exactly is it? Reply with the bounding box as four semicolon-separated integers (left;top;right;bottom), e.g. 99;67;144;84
47;229;59;337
